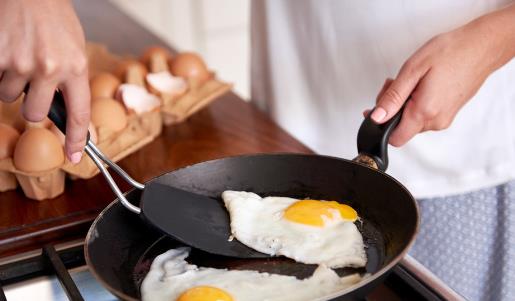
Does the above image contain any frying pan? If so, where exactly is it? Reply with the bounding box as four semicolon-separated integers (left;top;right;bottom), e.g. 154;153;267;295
84;107;419;300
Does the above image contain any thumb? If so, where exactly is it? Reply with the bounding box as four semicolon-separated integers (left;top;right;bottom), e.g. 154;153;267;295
372;62;426;124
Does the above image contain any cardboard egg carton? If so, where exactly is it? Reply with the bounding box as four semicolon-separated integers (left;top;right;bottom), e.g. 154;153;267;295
156;69;232;126
0;110;162;196
87;42;232;125
0;98;64;200
0;168;17;192
160;76;233;125
0;158;65;201
0;99;21;193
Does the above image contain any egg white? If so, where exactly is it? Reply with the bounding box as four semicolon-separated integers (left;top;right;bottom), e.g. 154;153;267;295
140;247;363;301
222;191;367;268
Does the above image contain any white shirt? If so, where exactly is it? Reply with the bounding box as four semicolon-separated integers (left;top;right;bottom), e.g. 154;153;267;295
250;0;515;198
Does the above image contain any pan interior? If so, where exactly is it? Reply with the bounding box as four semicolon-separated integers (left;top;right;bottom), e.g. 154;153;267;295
132;209;385;295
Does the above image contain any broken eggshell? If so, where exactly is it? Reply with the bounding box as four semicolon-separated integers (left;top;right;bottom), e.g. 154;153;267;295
145;71;187;97
116;84;161;115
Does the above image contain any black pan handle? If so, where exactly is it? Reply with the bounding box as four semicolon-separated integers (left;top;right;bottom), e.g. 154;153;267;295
355;105;405;171
47;89;68;135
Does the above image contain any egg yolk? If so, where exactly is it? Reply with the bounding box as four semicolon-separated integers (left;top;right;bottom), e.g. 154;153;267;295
284;200;357;226
176;286;233;301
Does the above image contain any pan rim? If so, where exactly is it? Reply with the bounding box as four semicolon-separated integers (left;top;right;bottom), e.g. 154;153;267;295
85;199;139;301
85;153;420;300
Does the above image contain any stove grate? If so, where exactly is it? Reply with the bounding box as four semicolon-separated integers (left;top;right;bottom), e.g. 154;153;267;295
42;246;84;301
0;283;6;301
0;245;85;301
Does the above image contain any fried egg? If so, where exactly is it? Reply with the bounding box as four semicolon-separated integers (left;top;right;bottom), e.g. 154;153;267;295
140;247;363;301
222;191;367;268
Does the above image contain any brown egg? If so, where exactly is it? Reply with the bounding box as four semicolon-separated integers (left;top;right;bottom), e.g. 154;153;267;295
0;123;20;160
141;46;173;73
13;128;64;172
115;59;148;86
169;52;210;84
90;72;121;100
91;98;128;132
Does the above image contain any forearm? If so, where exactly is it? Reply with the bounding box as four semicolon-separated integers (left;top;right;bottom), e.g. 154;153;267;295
469;2;515;72
371;2;515;146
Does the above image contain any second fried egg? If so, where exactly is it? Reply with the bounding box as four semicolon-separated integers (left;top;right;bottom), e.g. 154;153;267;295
222;191;367;268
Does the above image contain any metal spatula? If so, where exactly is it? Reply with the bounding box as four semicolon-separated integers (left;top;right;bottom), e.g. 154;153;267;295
44;88;267;259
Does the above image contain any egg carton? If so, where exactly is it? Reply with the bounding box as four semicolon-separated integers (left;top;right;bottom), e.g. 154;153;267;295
0;168;17;192
87;42;232;125
61;109;162;180
160;77;233;125
0;158;65;201
0;110;161;198
0;43;230;199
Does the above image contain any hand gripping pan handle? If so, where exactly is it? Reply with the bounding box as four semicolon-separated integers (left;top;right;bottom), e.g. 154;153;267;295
355;105;405;171
39;86;144;214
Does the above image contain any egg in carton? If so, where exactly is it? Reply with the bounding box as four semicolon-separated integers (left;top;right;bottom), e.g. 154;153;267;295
139;46;233;125
0;122;66;201
0;97;63;198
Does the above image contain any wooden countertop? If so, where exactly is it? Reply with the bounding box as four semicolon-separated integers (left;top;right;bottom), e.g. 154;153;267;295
0;0;311;257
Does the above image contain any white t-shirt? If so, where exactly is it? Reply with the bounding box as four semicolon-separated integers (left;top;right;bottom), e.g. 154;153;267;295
250;0;515;198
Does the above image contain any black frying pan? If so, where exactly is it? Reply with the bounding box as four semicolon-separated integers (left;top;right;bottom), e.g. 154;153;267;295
84;108;419;300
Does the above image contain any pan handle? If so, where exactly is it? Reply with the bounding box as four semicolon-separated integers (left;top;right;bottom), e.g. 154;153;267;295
28;85;144;214
355;105;405;171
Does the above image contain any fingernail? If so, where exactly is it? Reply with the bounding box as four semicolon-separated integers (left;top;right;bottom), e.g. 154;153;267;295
70;152;82;164
371;107;387;122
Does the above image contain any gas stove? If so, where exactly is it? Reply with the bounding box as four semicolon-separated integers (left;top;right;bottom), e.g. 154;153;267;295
0;240;464;301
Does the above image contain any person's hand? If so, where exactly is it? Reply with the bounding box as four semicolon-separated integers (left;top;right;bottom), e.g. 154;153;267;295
367;4;515;147
0;0;90;163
